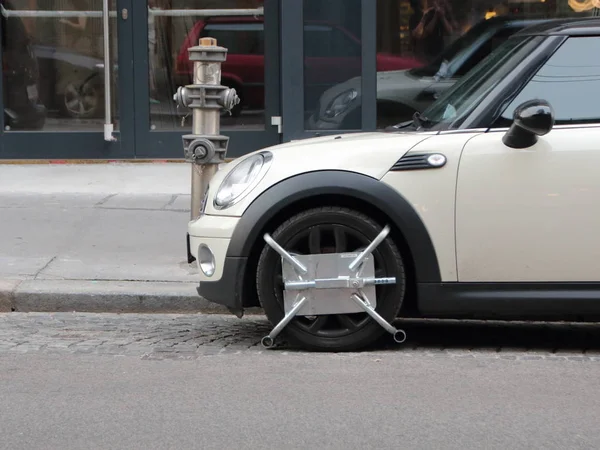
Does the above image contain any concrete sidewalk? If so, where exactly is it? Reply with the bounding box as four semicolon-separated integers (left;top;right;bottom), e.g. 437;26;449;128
0;163;250;314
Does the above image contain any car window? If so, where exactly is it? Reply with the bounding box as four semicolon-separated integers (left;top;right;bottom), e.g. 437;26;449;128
409;19;497;78
417;35;543;130
201;23;264;55
304;24;360;58
409;19;530;79
498;36;600;126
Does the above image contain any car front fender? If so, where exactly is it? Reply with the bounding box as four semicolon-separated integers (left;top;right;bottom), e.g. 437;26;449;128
226;169;442;284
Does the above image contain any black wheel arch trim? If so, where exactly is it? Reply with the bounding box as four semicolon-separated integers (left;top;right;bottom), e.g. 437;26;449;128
226;169;442;283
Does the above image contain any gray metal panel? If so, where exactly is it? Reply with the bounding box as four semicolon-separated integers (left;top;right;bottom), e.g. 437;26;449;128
0;132;123;159
131;130;281;160
0;7;4;141
263;0;282;147
360;0;377;131
280;0;305;142
116;0;135;154
130;0;151;157
282;252;377;316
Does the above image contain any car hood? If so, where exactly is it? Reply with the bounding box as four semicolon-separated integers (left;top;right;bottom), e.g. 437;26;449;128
205;131;434;216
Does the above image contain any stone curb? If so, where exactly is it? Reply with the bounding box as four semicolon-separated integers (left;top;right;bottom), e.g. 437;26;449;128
0;279;21;312
0;279;262;315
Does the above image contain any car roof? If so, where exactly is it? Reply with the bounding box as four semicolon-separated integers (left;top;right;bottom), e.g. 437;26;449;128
513;17;600;37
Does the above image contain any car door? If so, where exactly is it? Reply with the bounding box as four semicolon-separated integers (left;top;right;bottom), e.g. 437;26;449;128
455;36;600;283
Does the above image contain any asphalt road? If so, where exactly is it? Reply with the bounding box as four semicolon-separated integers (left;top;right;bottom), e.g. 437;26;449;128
3;169;600;449
2;313;600;450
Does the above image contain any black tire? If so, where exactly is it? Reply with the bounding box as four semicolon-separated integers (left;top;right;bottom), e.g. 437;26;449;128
256;206;406;352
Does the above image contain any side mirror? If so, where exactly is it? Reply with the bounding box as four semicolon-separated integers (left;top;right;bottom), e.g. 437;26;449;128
502;99;554;149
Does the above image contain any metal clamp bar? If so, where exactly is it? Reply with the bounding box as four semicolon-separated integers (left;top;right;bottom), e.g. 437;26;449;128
351;293;406;343
348;226;391;272
0;6;113;18
1;6;263;18
261;296;308;349
264;234;308;275
363;277;397;286
102;0;115;142
149;7;264;17
284;276;396;291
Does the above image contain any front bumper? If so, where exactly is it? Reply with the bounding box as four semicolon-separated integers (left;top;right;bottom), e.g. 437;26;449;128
188;214;246;310
197;256;248;312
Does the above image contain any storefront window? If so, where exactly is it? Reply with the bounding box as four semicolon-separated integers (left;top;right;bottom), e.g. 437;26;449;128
303;0;363;131
149;0;265;132
305;0;598;132
1;0;118;132
373;0;598;129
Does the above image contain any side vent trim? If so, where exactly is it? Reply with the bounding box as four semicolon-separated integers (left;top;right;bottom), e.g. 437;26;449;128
391;153;447;171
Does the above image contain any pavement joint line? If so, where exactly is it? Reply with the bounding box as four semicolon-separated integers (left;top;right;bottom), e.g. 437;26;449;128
27;278;200;284
33;256;57;280
0;204;191;213
95;193;118;206
164;194;178;209
94;206;190;213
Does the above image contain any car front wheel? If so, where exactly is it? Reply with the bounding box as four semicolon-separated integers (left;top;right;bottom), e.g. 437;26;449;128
256;206;406;351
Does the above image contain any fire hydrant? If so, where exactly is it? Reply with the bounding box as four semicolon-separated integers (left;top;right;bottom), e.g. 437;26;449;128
173;37;240;262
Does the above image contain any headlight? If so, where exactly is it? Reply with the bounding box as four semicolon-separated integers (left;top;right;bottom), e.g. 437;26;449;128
213;151;272;210
324;89;358;118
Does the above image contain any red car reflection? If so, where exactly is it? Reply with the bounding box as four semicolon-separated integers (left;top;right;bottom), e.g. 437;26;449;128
175;16;422;116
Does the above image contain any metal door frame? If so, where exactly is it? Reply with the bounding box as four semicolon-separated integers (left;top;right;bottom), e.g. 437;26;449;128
130;0;282;159
280;0;377;142
0;0;135;159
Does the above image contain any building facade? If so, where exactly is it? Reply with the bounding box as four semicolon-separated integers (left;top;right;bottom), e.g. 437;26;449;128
0;0;598;160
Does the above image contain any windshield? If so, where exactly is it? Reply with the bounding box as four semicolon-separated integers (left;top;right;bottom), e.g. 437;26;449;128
415;35;545;131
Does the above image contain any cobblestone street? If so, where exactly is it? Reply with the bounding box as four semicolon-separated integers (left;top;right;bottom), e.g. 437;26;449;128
2;312;600;361
3;312;600;449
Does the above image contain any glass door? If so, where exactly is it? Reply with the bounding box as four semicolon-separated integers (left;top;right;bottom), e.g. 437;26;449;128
280;0;377;142
0;0;135;159
131;0;281;159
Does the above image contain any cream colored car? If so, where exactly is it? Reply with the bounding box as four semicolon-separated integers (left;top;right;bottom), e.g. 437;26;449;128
189;18;600;352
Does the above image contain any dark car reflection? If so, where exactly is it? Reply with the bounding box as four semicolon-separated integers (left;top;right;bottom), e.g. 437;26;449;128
307;16;555;131
1;2;114;130
1;0;46;130
33;44;113;120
